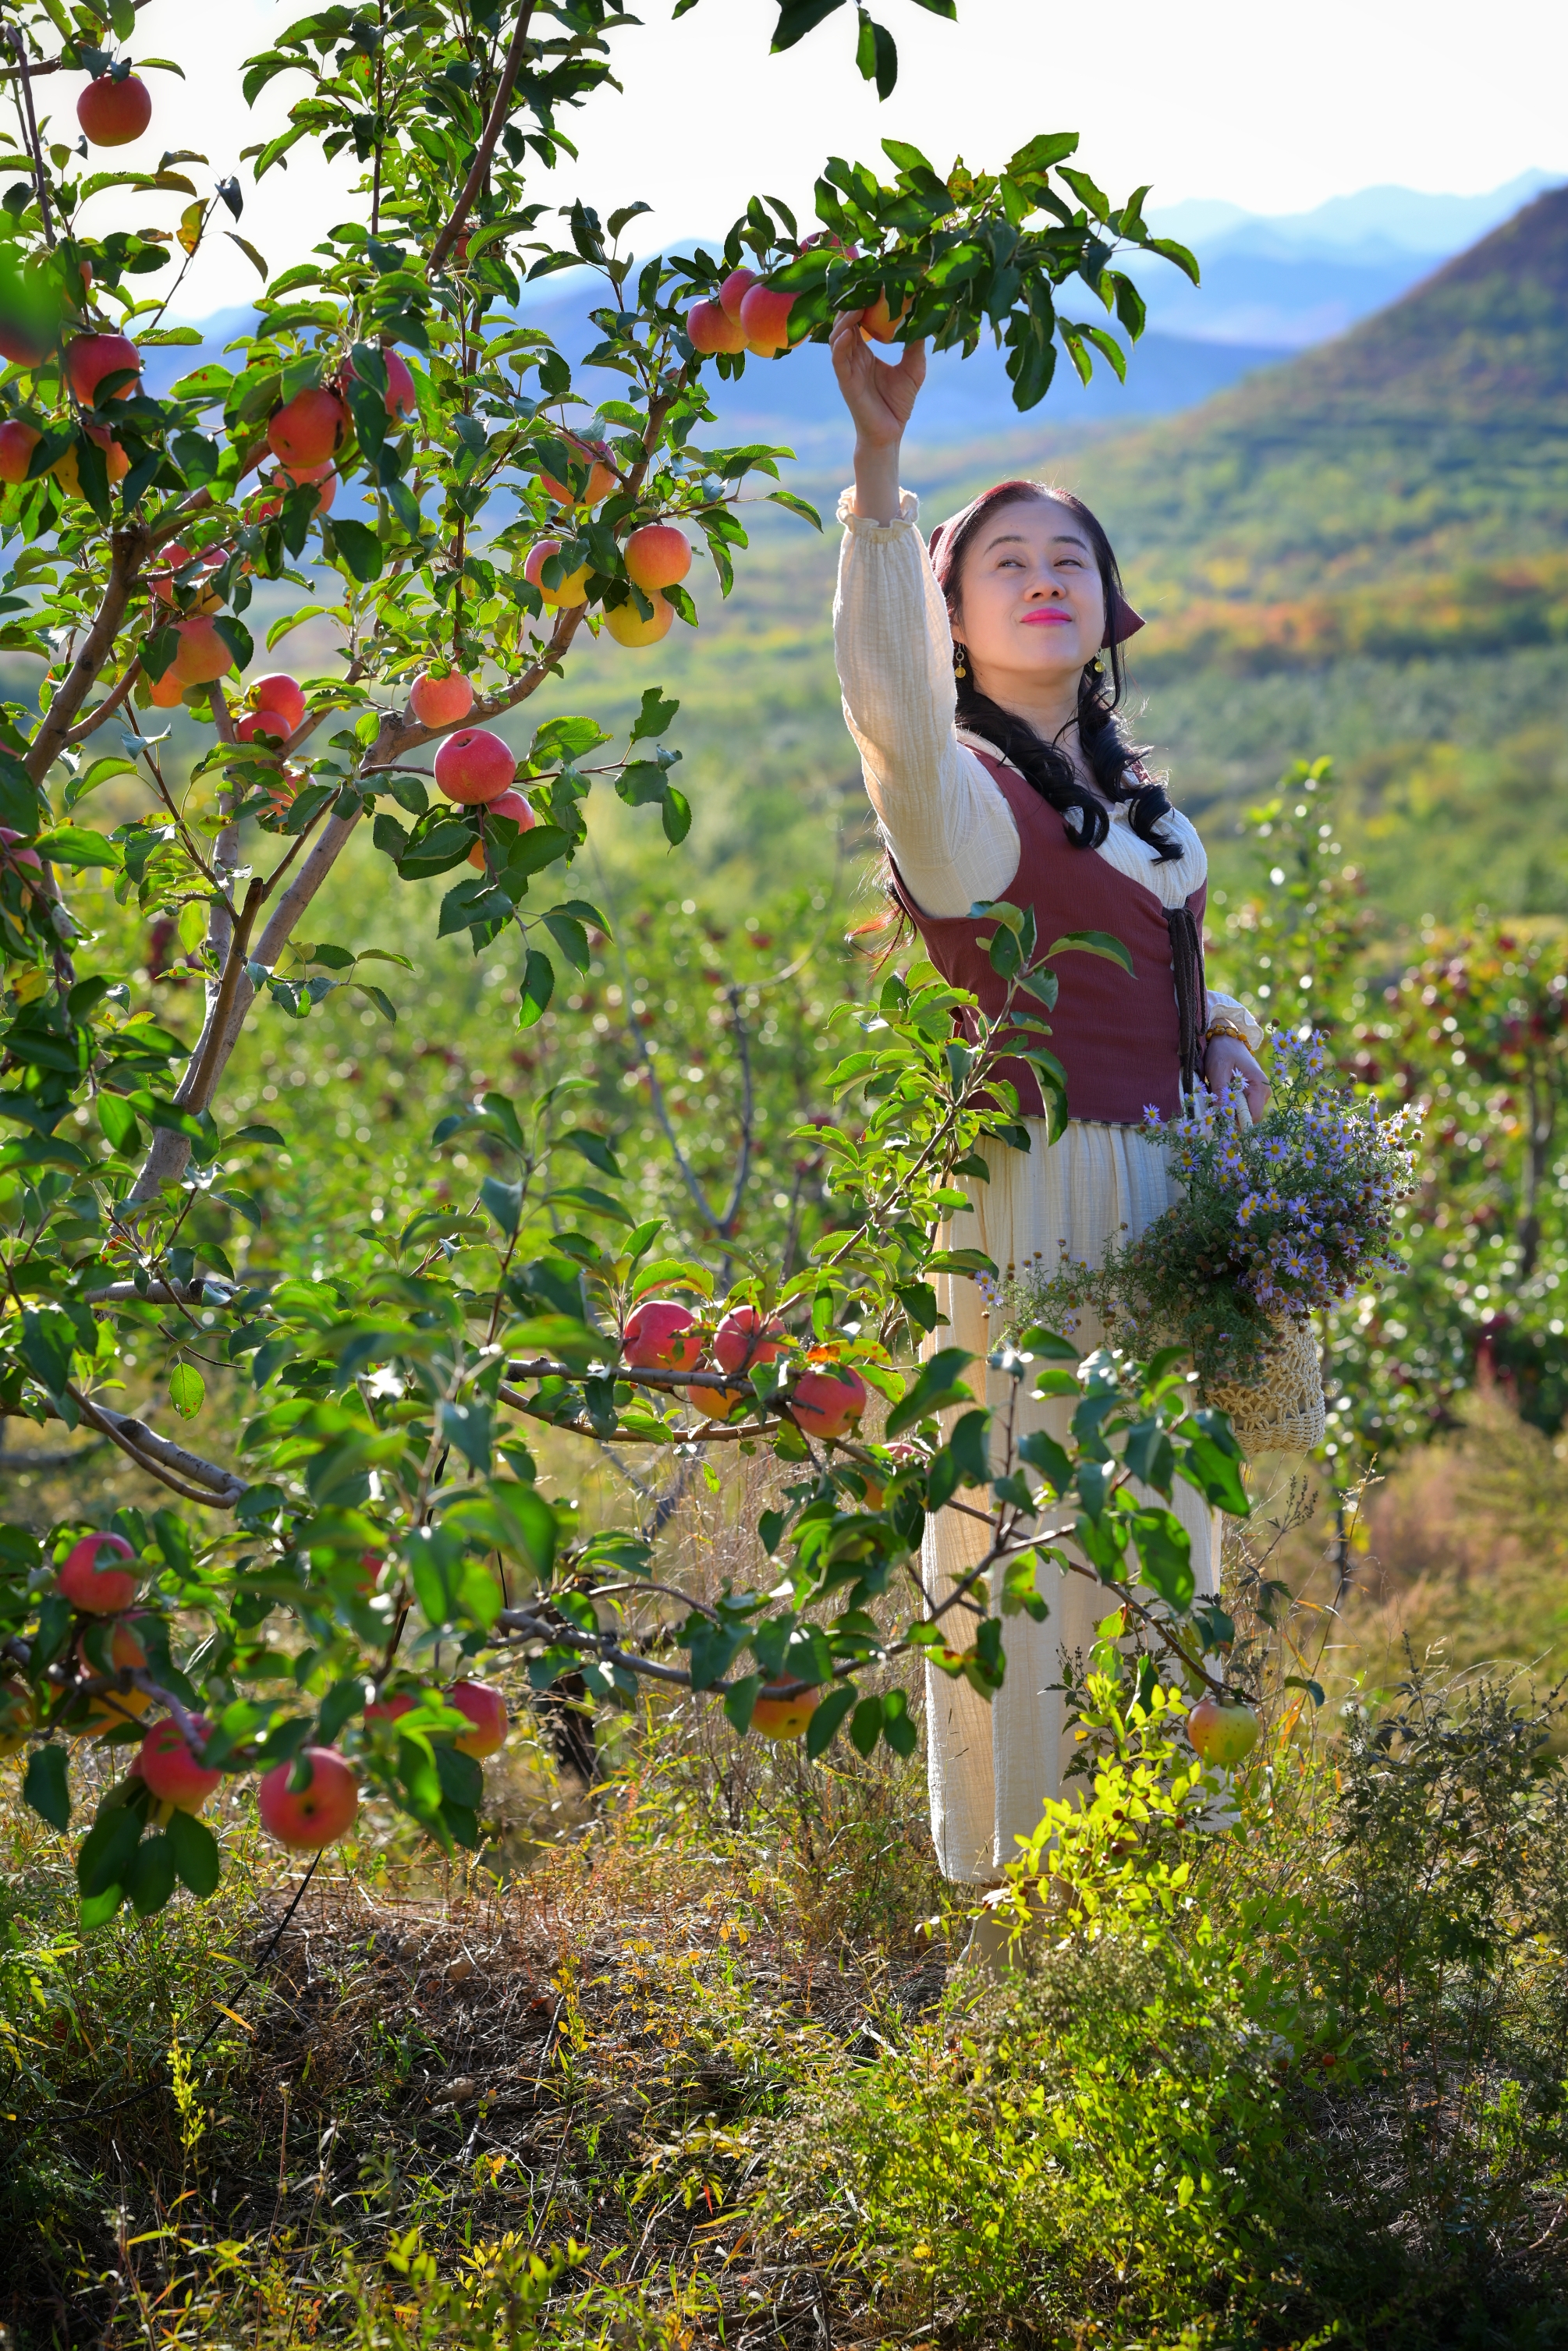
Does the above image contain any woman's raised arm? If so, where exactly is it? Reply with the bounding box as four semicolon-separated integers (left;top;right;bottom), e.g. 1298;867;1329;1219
828;314;1019;918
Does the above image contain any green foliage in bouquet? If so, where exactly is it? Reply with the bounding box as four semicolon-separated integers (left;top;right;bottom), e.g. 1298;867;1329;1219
991;1031;1418;1388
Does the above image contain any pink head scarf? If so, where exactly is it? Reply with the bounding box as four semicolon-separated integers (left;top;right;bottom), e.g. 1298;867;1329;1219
926;479;1144;648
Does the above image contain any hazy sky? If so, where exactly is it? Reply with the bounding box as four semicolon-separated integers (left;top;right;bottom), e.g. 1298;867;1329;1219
20;0;1567;312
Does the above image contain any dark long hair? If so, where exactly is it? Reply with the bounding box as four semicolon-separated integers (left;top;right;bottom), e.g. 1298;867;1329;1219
935;480;1180;861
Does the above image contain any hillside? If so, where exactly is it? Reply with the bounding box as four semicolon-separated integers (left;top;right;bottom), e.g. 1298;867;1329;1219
1072;186;1568;607
536;186;1568;939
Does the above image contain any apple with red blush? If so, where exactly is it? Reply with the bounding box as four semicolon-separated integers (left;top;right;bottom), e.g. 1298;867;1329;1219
434;727;516;805
623;1300;703;1372
58;1530;138;1614
138;1716;221;1812
448;1679;508;1757
410;668;474;728
76;72;152;147
257;1746;359;1849
789;1364;869;1440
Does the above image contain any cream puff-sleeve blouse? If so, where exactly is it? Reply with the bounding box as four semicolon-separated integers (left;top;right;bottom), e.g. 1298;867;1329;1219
831;484;1262;1051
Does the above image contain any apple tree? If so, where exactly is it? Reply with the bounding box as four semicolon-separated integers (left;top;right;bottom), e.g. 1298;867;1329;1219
0;0;1250;1923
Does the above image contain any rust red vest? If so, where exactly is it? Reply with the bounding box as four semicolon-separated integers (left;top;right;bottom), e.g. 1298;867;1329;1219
889;750;1206;1125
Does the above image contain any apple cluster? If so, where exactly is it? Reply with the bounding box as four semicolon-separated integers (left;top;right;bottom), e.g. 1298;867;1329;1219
0;1530;517;1855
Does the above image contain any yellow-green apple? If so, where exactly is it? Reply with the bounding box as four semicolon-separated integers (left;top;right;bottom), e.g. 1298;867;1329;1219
790;1364;868;1440
0;421;40;484
0;1677;34;1759
410;668;474;728
1186;1696;1261;1767
66;332;140;405
73;1617;151;1736
523;538;591;608
434;726;516;804
448;1679;508;1757
257;1746;359;1849
686;300;746;354
59;1531;137;1614
623;523;691;593
52;427;128;497
738;284;794;356
623;1300;702;1371
266;388;347;471
76;72;151;146
605;592;672;646
138;1716;220;1811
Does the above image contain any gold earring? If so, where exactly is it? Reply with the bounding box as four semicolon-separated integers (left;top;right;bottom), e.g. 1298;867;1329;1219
953;644;967;681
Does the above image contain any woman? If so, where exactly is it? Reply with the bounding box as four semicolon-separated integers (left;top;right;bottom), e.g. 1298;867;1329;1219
828;314;1269;1891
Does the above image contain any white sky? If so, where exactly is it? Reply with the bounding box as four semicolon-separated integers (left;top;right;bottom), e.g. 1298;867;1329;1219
19;0;1567;314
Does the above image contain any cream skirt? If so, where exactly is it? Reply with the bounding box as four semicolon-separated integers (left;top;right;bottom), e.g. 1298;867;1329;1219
923;1117;1219;1882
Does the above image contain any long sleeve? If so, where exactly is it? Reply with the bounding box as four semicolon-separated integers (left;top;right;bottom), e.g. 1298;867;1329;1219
1204;989;1266;1052
832;486;1020;918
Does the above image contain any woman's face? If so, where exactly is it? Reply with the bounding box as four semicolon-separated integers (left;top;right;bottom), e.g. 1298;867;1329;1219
949;495;1107;700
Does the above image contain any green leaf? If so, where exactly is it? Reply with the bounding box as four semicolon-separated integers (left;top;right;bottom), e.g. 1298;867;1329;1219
516;949;555;1029
34;827;119;870
169;1362;205;1419
326;519;385;583
480;1176;522;1236
885;1346;974;1438
98;1093;141;1154
23;1743;69;1830
127;1832;179;1916
804;1681;857;1757
166;1807;220;1896
77;1804;142;1901
1045;928;1135;976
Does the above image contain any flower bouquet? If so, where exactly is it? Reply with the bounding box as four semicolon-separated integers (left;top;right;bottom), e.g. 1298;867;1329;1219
982;1032;1418;1451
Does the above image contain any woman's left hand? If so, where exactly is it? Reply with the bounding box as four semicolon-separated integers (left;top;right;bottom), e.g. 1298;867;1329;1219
1204;1036;1270;1120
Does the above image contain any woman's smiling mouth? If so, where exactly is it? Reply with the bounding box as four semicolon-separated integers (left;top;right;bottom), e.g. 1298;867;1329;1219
1020;607;1073;626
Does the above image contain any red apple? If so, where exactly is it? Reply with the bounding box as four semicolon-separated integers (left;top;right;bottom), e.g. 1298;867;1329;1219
0;420;40;485
538;434;616;507
523;538;591;608
738;284;794;357
448;1679;507;1758
138;1715;220;1811
718;268;757;321
258;463;336;519
0;317;50;369
364;1690;416;1729
257;1746;359;1850
58;1531;137;1614
170;616;234;686
236;707;290;747
342;345;417;420
76;73;152;147
248;673;307;734
52;427;129;498
355;1549;384;1595
434;727;516;804
623;523;691;594
0;828;43;882
686;299;746;355
750;1684;818;1741
150;543;223;612
790;1365;869;1440
66;332;140;406
410;668;474;728
1186;1696;1261;1768
467;789;536;868
714;1305;787;1375
266;388;348;471
623;1300;702;1372
605;592;672;647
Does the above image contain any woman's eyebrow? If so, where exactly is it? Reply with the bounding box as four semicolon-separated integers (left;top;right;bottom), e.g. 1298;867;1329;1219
980;527;1091;554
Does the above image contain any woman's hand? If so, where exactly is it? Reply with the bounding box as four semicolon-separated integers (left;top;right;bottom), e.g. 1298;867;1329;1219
829;313;927;446
1204;1035;1270;1121
830;312;926;524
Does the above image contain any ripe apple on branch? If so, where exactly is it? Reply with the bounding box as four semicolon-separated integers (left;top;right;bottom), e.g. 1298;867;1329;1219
0;0;1244;1931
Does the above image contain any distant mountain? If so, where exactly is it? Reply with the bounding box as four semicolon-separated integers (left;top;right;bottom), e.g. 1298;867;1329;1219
1068;184;1568;608
1141;172;1563;349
